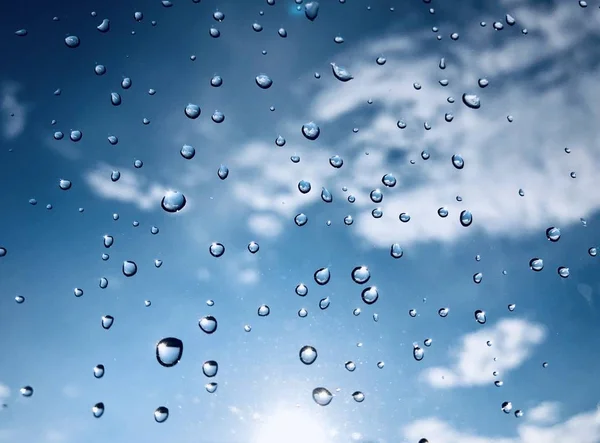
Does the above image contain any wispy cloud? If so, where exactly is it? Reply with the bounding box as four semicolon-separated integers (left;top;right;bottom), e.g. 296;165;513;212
0;383;9;402
83;163;168;211
1;82;27;140
421;318;546;388
527;401;561;425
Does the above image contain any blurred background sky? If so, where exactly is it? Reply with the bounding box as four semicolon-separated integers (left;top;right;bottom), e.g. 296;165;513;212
1;0;599;442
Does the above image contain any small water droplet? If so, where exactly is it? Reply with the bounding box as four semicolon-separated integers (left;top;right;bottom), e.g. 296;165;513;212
409;309;417;317
589;247;597;257
180;144;195;159
413;345;424;361
92;402;104;418
156;337;184;367
399;213;411;223
452;154;464;169
515;409;523;418
93;364;105;378
20;386;33;397
345;361;356;372
299;345;318;365
65;35;80;48
460;210;473;227
217;165;229;180
319;297;330;310
70;130;82;142
351;266;370;284
494;21;504;30
294;213;308;226
352;391;365;402
248;241;260;254
257;304;270;317
390;243;403;258
529;258;544;272
474;310;487;324
101;315;114;330
438;307;449;317
473;272;483;284
209;27;220;38
557;266;570;278
546;227;561;242
202;360;218;377
295;283;308;296
501;401;513;413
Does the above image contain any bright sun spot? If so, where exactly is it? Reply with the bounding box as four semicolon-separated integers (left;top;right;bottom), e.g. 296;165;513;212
252;408;331;443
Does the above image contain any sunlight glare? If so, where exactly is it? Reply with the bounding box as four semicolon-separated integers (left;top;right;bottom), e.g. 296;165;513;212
252;407;331;443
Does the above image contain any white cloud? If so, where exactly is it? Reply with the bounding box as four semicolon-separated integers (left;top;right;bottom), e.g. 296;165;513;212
527;402;561;425
1;82;27;139
403;407;600;443
83;163;168;211
421;318;546;388
228;1;600;247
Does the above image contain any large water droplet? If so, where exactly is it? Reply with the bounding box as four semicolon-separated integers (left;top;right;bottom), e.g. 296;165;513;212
295;213;308;226
154;406;169;423
462;93;481;109
413;345;424;361
351;266;370;284
295;283;308;296
304;1;320;20
99;277;108;289
314;267;331;285
546;227;561;242
438;307;449;317
312;387;332;406
299;345;318;365
180;144;195;159
345;361;356;372
122;260;137;277
557;266;570;278
361;287;379;305
352;391;365;403
370;189;383;203
156;337;183;367
58;179;72;190
302;122;320;140
161;191;186;213
390;243;403;258
199;316;218;334
501;401;513;413
473;272;483;284
205;382;218;393
329;155;343;168
321;187;333;203
248;241;260;254
65;35;80;48
330;62;353;82
184;103;201;119
452;154;464;169
319;297;330;310
20;386;33;397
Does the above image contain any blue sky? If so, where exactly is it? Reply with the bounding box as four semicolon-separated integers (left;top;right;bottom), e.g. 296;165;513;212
1;0;600;442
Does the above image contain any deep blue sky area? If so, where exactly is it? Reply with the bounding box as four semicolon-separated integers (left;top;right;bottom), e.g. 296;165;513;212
1;0;600;442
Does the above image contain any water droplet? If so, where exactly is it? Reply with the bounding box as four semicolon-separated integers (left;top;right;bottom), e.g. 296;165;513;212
501;401;513;413
294;213;308;226
179;144;195;160
515;409;523;418
382;173;397;187
424;338;432;347
361;287;379;305
462;93;481;109
304;1;320;20
275;135;286;147
351;391;365;402
297;308;308;318
57;178;72;191
452;154;464;169
92;402;104;418
589;247;597;257
409;309;417;317
198;315;218;334
70;130;82;142
156;337;184;367
20;386;33;397
495;380;503;387
546;227;561;242
319;297;330;310
421;150;430;160
134;159;143;169
244;325;252;332
151;226;159;235
161;191;186;213
299;345;318;365
450;32;459;40
257;304;270;317
248;241;260;254
122;260;137;277
213;10;225;21
473;272;483;284
202;360;219;377
295;283;308;296
460;210;473;227
53;131;64;140
97;19;110;32
399;213;411;223
376;56;387;65
101;315;114;330
210;75;223;87
15;29;27;36
65;35;80;48
314;267;331;285
92;364;105;379
209;27;220;38
255;74;273;89
154;406;169;423
330;62;353;82
134;11;143;21
542;361;548;368
252;22;263;32
351;266;370;284
390;243;403;258
205;382;218;393
217;165;229;180
99;277;108;289
438;307;449;317
302;122;320;140
329;155;343;168
298;180;312;194
529;258;544;272
184;103;201;119
557;266;570;278
370;189;383;203
474;310;487;324
493;22;504;30
14;295;24;304
278;27;287;37
413;345;424;361
343;215;353;225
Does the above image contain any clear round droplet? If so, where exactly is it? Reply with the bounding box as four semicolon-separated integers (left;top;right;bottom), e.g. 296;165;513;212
529;258;544;272
361;287;379;305
184;103;201;119
501;401;513;413
314;267;330;285
413;345;424;361
58;179;72;190
301;122;320;140
180;144;195;159
161;191;186;213
352;391;365;403
92;402;104;418
295;283;308;296
101;315;114;330
351;266;370;284
294;213;308;226
452;154;464;169
390;243;403;258
255;74;273;89
257;304;270;317
65;35;80;48
202;360;218;377
93;364;105;378
557;266;570;278
438;307;449;317
329;155;343;168
122;260;137;277
20;386;33;397
460;210;473;227
209;242;225;257
312;387;332;406
474;310;487;324
546;227;561;242
248;241;260;253
156;337;184;367
199;316;218;334
299;345;318;365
